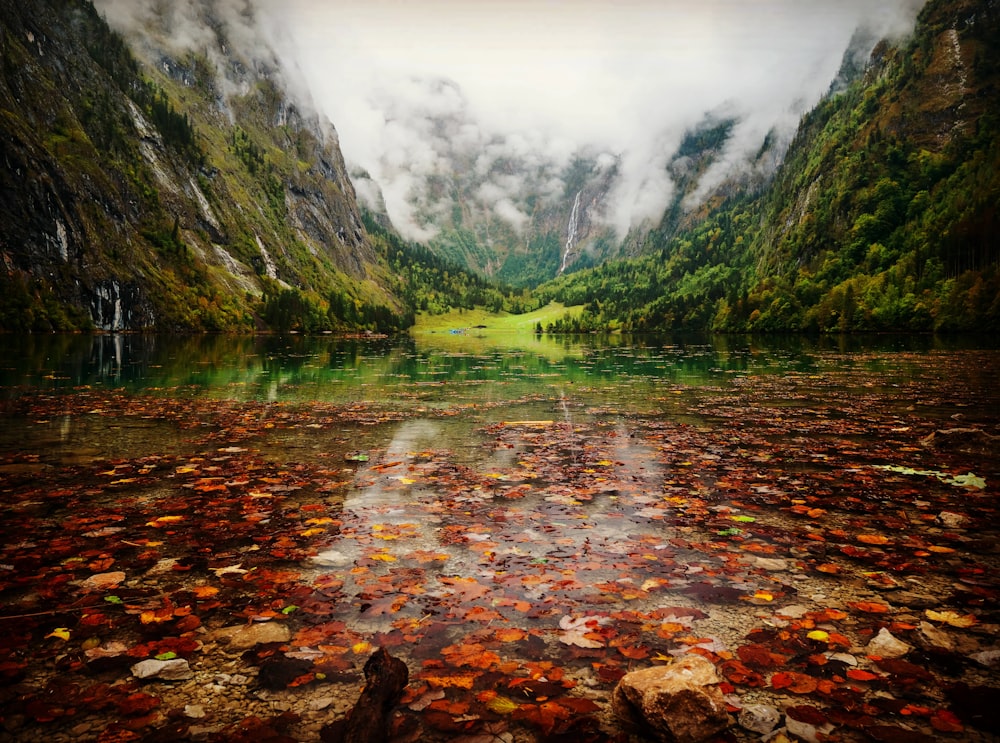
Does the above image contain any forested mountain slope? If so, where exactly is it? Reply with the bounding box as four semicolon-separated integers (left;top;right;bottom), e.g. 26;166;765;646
540;0;1000;333
0;0;396;331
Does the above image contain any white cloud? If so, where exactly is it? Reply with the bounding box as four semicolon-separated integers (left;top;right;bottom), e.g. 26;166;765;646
96;0;926;241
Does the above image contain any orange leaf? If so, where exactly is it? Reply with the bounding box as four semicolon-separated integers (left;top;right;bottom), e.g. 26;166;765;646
421;672;477;689
857;534;890;545
495;628;527;642
849;601;890;614
846;669;880;682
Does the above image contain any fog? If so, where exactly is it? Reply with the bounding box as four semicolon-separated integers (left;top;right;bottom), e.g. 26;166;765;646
95;0;926;241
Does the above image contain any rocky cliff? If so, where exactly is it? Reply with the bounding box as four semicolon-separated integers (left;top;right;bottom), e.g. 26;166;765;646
0;0;387;331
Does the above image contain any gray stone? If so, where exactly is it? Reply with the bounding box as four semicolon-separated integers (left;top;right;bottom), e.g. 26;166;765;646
738;704;781;734
753;557;789;572
936;511;967;528
612;655;731;743
970;649;1000;667
131;658;194;681
918;621;955;650
866;628;912;658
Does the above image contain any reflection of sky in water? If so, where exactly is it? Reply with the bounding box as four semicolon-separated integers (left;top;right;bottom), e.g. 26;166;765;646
305;409;703;637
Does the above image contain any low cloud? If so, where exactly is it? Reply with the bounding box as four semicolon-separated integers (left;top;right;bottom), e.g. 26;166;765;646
96;0;927;242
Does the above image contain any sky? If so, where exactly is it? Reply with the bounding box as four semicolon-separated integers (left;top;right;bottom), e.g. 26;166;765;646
95;0;926;240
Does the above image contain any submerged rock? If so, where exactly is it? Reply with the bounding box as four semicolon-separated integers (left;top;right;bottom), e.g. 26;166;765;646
212;621;291;650
738;704;781;734
612;655;731;743
866;628;912;658
131;658;194;681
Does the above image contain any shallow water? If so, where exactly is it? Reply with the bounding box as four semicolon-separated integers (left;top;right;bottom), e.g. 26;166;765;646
0;332;997;742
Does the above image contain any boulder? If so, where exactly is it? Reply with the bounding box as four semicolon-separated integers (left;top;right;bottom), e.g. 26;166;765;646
612;655;731;743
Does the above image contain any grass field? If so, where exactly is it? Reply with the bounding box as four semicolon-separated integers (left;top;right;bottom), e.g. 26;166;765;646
412;302;582;334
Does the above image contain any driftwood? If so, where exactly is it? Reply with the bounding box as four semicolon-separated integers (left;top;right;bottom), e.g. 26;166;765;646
321;647;409;743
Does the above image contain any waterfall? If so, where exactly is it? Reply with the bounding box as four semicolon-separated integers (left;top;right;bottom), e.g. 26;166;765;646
558;190;583;275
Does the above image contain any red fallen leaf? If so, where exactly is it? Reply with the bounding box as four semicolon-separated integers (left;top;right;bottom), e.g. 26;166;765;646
513;701;574;735
847;669;881;682
816;679;837;695
840;545;872;558
736;643;788;668
427;698;471;716
594;663;626;684
116;692;160;717
617;645;650;660
929;709;964;733
96;727;142;743
786;704;828;725
771;671;818;694
874;658;934;683
806;608;848;622
558;697;601;714
174;614;201;633
78;611;111;629
441;643;501;670
719;659;766;687
421;709;478;733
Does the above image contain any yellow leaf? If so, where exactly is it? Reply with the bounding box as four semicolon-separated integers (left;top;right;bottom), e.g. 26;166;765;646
925;609;977;628
352;641;372;655
807;630;830;642
369;553;397;562
305;517;334;525
485;695;520;714
146;515;184;527
46;628;71;641
595;460;613;466
300;528;325;537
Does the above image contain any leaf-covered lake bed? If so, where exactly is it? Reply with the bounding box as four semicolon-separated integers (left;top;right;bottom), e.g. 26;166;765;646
0;335;997;742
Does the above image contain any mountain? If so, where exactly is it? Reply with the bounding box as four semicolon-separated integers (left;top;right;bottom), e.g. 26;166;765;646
0;0;397;332
537;0;1000;334
349;98;625;288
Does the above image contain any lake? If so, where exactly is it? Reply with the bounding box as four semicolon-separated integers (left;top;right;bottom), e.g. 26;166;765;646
0;331;997;742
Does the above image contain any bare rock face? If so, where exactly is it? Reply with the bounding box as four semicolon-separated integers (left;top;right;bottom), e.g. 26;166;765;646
612;655;732;743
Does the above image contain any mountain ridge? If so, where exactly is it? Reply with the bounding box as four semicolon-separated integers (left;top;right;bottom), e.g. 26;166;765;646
0;0;396;331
